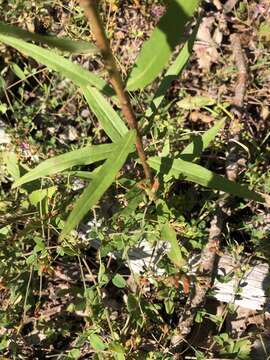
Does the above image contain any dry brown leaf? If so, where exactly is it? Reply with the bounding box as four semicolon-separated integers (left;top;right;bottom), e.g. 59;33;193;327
195;17;220;70
190;111;214;123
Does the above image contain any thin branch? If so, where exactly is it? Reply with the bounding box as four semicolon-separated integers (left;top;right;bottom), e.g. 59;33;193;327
226;33;248;181
79;0;152;182
172;204;225;352
231;34;248;108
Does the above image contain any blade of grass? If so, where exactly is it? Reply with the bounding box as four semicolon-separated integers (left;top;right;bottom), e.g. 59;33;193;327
60;130;136;238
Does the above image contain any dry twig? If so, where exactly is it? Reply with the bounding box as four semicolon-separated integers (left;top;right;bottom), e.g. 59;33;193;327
172;206;225;351
226;34;248;181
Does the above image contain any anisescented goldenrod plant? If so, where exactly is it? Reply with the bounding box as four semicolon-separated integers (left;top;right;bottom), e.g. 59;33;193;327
0;0;265;240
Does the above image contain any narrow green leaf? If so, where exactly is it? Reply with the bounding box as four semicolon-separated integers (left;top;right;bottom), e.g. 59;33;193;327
83;86;128;142
0;75;6;92
148;156;264;203
64;165;102;181
164;298;175;315
180;118;225;161
60;130;136;238
161;222;186;268
146;20;200;117
126;0;199;90
64;170;97;180
177;95;216;110
11;63;26;80
0;21;97;54
0;34;113;97
89;334;106;351
13;143;118;188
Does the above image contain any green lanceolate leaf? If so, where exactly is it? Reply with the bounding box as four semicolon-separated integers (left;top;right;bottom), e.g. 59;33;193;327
0;34;114;97
126;0;199;91
60;130;136;238
64;170;98;180
180;118;225;161
13;143;118;188
0;21;97;54
83;86;128;142
161;222;186;268
11;63;27;81
146;20;200;117
147;156;265;203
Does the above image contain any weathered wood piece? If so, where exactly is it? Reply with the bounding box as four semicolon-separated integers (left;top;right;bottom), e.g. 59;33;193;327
213;254;270;311
84;233;270;311
127;240;270;311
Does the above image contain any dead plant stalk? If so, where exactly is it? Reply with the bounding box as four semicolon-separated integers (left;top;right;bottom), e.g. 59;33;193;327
79;0;152;182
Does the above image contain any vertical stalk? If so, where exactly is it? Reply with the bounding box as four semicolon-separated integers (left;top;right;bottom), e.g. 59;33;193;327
79;0;152;182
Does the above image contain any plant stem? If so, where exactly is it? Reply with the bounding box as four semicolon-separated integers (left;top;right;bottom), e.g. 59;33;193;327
79;0;152;182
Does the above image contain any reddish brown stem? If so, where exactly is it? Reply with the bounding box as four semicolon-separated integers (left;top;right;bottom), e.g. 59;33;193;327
79;0;152;182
